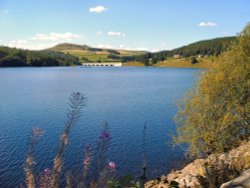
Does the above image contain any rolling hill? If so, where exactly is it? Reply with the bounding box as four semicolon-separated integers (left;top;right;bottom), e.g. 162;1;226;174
49;43;147;62
121;36;237;67
163;36;236;57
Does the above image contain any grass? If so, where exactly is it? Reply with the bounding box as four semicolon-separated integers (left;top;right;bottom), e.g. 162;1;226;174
62;50;111;62
123;57;216;68
123;61;145;67
154;56;216;68
117;50;146;56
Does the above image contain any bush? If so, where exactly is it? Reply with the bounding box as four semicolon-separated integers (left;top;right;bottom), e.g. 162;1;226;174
174;23;250;158
191;57;198;64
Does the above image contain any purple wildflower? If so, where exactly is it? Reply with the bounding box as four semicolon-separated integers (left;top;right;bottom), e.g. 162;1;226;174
44;168;51;177
83;156;91;170
108;162;116;171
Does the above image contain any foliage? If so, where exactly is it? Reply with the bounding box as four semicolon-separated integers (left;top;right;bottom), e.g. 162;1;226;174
168;36;235;57
0;46;80;67
108;175;141;188
191;57;199;64
151;57;158;65
174;23;250;158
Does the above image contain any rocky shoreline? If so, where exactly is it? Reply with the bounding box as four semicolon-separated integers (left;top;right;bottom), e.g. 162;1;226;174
145;141;250;188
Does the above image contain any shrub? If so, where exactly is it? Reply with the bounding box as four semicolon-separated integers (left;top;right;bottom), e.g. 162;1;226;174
174;23;250;158
191;57;198;64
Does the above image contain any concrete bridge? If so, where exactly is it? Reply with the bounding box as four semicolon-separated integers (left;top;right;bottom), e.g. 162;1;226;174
82;62;122;67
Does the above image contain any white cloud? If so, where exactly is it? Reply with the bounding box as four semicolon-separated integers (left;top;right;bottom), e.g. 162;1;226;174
7;39;27;49
116;45;148;51
7;40;57;50
9;39;27;46
89;6;107;13
151;48;159;52
95;44;148;51
133;47;148;51
30;32;83;41
118;45;125;49
4;38;56;50
222;31;227;35
96;31;102;35
108;31;126;37
96;44;114;49
4;10;9;14
198;22;217;27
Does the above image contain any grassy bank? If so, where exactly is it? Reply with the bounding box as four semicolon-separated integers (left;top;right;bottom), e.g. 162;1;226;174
123;56;216;68
154;56;215;68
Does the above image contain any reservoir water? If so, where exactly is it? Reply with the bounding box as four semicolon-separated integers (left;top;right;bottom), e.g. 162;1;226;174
0;67;199;187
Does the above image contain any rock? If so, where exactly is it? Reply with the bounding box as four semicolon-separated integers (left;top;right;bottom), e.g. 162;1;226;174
145;141;250;188
220;169;250;188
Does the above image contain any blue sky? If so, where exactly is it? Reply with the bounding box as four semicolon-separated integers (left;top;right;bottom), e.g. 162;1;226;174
0;0;250;51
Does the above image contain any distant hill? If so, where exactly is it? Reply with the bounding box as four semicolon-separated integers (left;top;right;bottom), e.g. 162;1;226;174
149;36;236;62
119;36;237;65
49;43;147;62
166;36;236;57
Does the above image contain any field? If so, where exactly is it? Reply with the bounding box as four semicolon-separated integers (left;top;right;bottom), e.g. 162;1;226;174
61;50;112;62
154;56;216;68
50;43;147;63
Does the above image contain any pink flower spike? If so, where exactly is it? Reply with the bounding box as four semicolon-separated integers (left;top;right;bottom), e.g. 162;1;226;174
83;156;92;170
44;168;51;177
108;161;116;171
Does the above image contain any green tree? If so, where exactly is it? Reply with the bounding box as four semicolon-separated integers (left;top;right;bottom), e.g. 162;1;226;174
152;57;158;65
142;58;149;66
174;23;250;158
191;57;198;64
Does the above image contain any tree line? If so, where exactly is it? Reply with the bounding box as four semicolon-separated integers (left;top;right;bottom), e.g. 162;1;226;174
0;46;80;67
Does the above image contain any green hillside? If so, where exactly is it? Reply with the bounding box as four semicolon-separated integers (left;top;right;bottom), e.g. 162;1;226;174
120;36;236;67
49;43;147;62
166;36;236;57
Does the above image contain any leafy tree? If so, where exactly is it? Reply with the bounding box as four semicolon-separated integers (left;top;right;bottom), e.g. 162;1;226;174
174;23;250;158
191;57;199;64
151;57;158;64
142;58;149;66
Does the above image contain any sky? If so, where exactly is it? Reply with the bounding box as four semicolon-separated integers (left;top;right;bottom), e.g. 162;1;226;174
0;0;250;52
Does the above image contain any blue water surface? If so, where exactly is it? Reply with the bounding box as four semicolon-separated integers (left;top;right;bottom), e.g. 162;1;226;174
0;67;199;187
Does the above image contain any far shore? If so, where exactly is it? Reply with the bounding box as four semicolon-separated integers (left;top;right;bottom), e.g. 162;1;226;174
123;56;216;69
